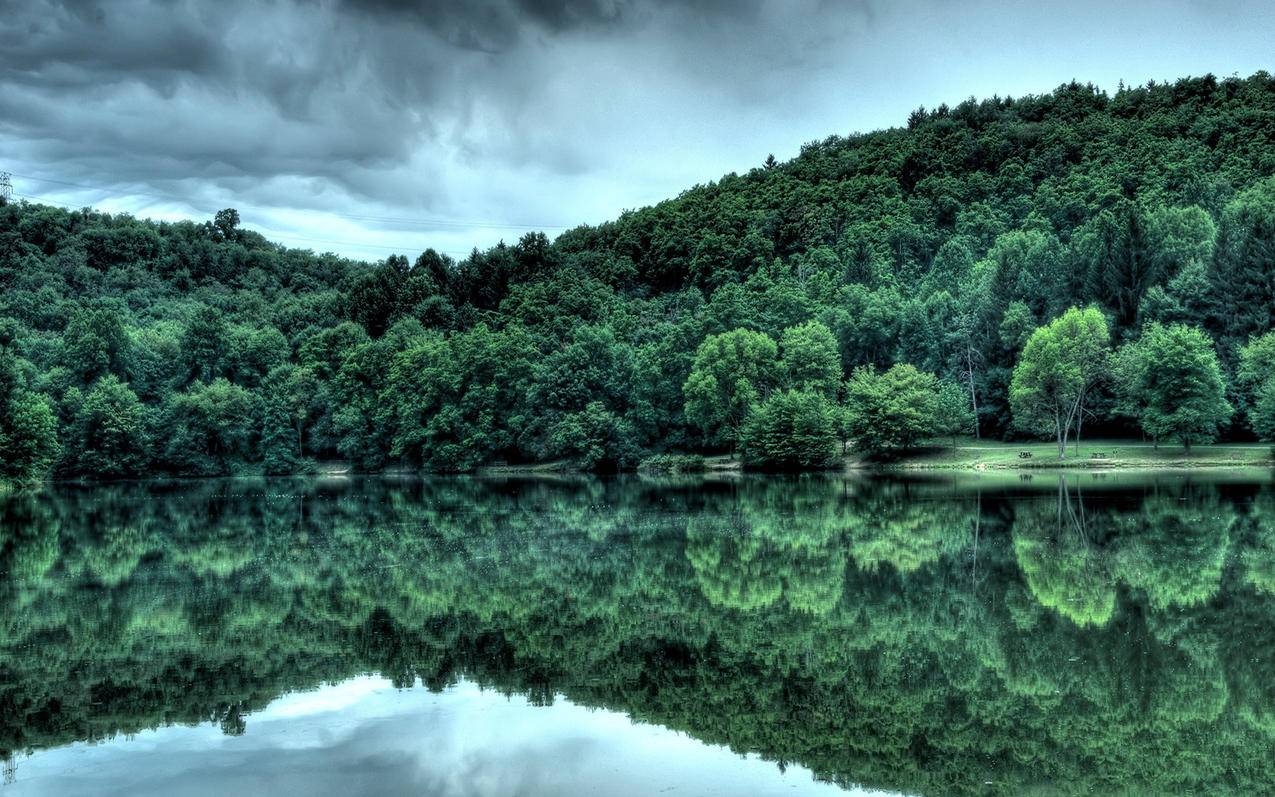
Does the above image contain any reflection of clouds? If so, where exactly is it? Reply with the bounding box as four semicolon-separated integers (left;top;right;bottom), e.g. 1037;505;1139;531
9;678;868;797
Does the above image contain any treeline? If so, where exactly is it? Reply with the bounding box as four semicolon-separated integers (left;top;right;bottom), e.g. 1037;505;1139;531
3;72;1275;477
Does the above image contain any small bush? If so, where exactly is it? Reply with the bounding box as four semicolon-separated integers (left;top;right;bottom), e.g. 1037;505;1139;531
637;453;706;474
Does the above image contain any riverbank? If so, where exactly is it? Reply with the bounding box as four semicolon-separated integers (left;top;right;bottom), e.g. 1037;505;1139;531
889;439;1275;471
476;440;1275;476
7;440;1269;489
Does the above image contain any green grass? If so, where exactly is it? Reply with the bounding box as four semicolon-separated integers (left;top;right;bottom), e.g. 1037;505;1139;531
895;438;1275;470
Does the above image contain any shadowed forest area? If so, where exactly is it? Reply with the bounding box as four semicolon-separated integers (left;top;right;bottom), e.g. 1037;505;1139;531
4;474;1275;794
3;73;1275;477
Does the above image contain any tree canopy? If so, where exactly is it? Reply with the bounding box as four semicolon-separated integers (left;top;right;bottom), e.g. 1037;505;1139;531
1113;323;1233;449
1009;307;1110;459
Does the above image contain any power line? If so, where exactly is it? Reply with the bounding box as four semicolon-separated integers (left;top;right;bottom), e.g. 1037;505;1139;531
11;191;477;259
5;171;571;231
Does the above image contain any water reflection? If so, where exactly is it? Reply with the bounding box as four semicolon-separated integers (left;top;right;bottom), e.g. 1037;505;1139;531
2;472;1275;795
3;677;853;797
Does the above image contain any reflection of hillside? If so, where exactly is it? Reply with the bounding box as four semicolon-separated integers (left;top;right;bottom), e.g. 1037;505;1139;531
3;475;1275;795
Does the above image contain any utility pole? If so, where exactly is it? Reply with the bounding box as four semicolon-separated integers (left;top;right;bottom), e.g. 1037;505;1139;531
0;172;11;204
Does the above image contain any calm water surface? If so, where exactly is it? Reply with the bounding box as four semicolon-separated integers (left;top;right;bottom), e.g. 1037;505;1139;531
2;472;1274;795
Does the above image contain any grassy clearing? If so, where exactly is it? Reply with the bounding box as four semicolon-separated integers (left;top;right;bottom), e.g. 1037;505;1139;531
895;438;1275;470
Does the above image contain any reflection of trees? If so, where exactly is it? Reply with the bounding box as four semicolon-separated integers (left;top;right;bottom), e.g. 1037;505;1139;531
1110;487;1231;611
686;516;785;611
1241;493;1275;596
845;483;974;575
684;480;847;614
1012;478;1117;628
1;475;1273;796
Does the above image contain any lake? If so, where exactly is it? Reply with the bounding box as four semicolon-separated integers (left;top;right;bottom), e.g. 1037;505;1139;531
2;472;1274;795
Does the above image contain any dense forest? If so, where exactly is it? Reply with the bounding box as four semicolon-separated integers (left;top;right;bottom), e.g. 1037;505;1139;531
5;474;1275;795
3;72;1275;477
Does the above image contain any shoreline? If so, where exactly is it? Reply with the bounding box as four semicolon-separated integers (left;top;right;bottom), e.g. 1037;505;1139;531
6;442;1272;486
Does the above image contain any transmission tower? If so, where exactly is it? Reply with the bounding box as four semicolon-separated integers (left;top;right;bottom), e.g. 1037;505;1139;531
0;172;11;204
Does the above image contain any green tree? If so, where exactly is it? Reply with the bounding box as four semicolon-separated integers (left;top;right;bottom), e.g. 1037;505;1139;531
779;320;841;398
1009;307;1110;459
1113;323;1232;450
0;391;59;483
225;325;289;389
683;329;780;452
64;375;148;478
545;401;640;472
1074;204;1152;329
160;378;260;475
843;364;939;456
525;324;639;463
0;349;59;482
740;389;840;470
260;397;302;476
1209;178;1275;345
1238;332;1275;441
388;324;535;471
933;379;975;451
180;305;228;384
62;306;131;384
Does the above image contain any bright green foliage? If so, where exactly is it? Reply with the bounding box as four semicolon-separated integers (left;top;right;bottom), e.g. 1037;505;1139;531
683;328;780;450
740;389;839;469
1009;307;1110;458
1114;323;1233;449
63;375;148;478
843;364;940;456
1238;331;1275;440
779;321;841;398
933;380;974;449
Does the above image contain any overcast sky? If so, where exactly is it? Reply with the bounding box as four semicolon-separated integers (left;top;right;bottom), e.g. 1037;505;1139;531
2;0;1273;262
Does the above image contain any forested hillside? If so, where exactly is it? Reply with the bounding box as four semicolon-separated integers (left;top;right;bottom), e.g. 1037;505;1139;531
3;72;1275;478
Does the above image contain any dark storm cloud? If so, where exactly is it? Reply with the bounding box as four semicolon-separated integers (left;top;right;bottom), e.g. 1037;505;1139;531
336;0;767;48
2;0;1273;259
337;0;630;50
0;1;759;200
0;0;810;248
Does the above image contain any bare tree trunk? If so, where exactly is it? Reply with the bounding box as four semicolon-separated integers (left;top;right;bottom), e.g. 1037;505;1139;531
965;345;980;440
1072;390;1087;458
